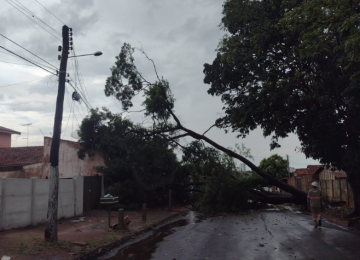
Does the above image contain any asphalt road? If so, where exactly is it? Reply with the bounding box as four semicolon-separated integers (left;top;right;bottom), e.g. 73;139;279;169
99;209;360;260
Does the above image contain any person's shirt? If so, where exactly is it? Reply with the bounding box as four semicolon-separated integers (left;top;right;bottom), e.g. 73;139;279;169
307;187;322;207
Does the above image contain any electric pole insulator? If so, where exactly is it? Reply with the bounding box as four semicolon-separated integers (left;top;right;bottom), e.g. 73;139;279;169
58;46;62;52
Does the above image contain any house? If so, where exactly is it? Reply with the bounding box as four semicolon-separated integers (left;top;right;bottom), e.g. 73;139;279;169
287;165;323;192
0;136;104;179
0;126;21;148
318;166;347;180
294;165;323;178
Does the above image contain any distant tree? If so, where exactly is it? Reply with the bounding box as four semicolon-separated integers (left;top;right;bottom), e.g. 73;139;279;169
203;0;360;216
259;154;288;180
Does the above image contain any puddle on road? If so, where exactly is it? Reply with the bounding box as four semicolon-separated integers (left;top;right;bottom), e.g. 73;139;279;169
100;211;206;260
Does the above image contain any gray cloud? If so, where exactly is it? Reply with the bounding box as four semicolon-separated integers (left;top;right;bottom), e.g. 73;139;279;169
0;0;320;167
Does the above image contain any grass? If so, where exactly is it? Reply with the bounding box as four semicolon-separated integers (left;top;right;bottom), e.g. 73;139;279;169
79;234;119;254
8;237;71;255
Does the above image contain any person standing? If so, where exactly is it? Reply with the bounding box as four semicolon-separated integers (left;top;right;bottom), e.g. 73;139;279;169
307;181;323;228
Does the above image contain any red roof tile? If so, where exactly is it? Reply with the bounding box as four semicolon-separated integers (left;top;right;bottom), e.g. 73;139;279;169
0;146;43;166
0;126;21;135
295;165;323;176
307;165;323;175
295;168;309;176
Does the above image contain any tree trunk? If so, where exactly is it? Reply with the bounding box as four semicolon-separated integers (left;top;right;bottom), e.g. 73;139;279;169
177;124;308;205
44;166;59;242
347;173;360;217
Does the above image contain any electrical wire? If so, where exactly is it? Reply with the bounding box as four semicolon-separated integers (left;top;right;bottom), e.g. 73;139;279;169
71;46;92;106
0;33;58;69
5;0;61;42
0;60;35;66
68;79;92;110
63;97;74;138
0;46;57;75
34;0;65;25
0;77;45;88
11;0;61;37
0;49;56;71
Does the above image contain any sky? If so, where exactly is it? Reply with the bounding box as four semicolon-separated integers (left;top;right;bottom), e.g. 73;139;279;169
0;0;320;169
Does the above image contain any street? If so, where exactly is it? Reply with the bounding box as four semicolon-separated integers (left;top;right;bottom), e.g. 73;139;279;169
99;209;360;260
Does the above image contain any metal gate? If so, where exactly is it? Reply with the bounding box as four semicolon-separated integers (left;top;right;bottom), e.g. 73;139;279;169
83;175;102;212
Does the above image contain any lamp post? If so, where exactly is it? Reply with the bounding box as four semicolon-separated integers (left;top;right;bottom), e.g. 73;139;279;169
68;51;103;58
45;24;102;242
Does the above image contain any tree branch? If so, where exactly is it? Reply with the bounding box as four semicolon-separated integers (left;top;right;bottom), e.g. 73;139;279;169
202;123;217;136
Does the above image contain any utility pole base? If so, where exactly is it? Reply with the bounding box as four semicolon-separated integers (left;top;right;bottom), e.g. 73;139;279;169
45;166;59;242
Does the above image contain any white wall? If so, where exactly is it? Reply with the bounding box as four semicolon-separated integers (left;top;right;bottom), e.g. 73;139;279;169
0;176;84;230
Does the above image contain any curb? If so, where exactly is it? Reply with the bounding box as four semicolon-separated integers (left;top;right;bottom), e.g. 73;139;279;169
73;209;190;260
301;210;360;229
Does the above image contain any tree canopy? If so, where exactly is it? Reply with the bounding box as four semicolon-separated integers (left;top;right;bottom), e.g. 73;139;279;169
78;108;181;207
259;154;288;179
203;0;360;216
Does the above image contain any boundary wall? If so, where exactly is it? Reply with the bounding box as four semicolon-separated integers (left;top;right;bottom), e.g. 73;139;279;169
0;176;83;230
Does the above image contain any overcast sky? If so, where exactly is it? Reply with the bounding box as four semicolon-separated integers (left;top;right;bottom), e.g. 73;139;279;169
0;0;320;169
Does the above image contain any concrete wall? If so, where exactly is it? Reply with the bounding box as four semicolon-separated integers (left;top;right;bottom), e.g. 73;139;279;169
0;133;11;148
0;176;84;230
42;137;104;179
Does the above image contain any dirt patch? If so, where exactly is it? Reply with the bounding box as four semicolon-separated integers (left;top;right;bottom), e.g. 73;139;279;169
0;206;189;260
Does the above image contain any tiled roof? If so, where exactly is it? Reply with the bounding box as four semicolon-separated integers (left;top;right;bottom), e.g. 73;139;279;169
295;168;309;176
0;126;21;135
295;165;323;176
307;165;323;175
0;146;43;166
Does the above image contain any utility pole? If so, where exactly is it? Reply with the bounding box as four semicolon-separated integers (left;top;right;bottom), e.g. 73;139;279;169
44;25;70;242
286;154;290;178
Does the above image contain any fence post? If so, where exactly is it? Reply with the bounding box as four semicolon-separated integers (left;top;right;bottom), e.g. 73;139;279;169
118;209;124;230
0;178;6;230
142;203;147;222
169;190;172;211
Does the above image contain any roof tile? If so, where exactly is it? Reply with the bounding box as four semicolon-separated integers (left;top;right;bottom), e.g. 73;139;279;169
0;146;43;166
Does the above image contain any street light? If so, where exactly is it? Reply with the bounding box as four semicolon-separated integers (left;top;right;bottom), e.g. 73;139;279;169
68;51;103;58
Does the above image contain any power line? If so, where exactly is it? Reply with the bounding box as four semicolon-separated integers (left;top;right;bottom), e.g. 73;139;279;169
67;79;92;110
0;33;58;69
72;46;92;105
0;77;45;88
5;0;61;42
0;59;35;66
34;0;65;25
12;0;61;37
0;46;57;75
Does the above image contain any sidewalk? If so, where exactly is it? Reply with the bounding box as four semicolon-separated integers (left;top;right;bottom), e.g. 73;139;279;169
0;206;189;260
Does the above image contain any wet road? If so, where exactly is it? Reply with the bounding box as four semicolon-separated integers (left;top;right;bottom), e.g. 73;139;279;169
99;209;360;260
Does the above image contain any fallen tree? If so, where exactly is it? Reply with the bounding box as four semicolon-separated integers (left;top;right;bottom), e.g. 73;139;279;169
100;43;307;206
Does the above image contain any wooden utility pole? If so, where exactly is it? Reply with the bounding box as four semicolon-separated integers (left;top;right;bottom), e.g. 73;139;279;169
45;25;69;242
